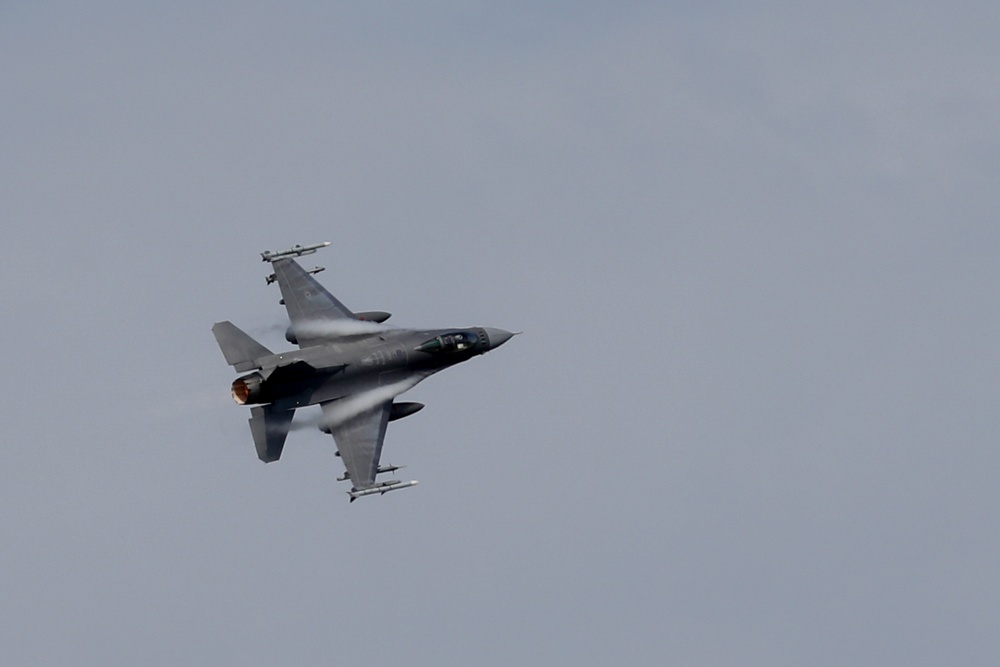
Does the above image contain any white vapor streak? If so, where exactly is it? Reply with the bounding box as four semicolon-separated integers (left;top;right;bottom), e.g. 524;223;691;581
288;412;325;432
295;319;397;338
321;377;422;428
250;319;397;340
141;387;231;423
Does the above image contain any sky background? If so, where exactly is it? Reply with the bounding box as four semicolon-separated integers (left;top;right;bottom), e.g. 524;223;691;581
2;2;999;665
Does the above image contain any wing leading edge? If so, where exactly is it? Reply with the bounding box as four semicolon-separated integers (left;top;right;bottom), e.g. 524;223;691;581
270;257;355;348
320;400;391;490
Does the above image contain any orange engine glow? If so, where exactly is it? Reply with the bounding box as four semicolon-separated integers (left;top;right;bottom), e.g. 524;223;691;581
230;373;264;405
231;378;250;404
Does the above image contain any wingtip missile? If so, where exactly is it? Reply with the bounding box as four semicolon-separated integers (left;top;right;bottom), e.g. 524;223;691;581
261;241;331;262
347;479;419;501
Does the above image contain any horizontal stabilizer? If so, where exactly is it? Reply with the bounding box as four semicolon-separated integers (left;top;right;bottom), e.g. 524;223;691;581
249;405;295;463
212;321;273;372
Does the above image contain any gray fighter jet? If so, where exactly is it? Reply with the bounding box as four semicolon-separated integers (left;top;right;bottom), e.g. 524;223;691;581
212;243;515;501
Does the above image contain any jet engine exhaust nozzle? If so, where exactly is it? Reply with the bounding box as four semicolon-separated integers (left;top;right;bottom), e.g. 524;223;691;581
231;373;265;405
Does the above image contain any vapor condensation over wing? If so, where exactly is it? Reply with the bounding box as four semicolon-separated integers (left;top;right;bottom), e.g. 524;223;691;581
294;319;397;338
248;318;397;342
320;377;421;428
288;411;325;432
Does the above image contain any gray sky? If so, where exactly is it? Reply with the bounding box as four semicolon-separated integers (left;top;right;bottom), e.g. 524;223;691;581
2;2;999;665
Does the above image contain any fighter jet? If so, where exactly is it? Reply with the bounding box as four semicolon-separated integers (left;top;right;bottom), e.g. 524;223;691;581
212;242;515;501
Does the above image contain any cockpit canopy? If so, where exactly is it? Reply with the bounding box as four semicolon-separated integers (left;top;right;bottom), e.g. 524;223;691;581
416;330;479;354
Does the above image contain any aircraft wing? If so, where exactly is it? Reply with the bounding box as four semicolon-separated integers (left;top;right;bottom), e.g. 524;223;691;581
320;399;391;490
270;257;355;348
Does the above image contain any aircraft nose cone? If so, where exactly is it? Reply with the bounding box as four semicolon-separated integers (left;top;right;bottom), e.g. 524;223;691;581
482;327;515;350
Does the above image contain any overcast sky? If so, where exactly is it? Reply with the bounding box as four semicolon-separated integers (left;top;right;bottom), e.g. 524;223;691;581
2;2;999;665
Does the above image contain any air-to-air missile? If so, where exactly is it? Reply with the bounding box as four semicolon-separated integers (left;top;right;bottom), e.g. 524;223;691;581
261;241;332;262
348;479;419;502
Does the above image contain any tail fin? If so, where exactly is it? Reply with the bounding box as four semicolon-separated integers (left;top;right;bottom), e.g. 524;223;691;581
212;321;273;372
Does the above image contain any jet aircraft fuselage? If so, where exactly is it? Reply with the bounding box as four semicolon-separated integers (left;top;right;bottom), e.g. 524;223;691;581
228;326;513;411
